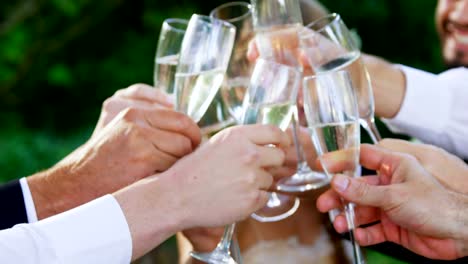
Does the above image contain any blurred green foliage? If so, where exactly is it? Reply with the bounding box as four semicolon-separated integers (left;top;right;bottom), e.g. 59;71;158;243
0;0;442;181
0;0;441;263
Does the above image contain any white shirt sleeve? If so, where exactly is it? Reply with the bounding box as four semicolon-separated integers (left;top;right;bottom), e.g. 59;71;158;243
19;177;38;223
383;66;468;159
0;194;132;264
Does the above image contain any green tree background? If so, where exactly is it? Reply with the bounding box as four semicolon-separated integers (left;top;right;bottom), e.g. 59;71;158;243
0;0;441;263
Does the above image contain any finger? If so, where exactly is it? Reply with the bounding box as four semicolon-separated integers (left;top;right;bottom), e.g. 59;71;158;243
241;124;291;149
142;126;194;158
330;174;391;208
333;206;380;233
252;190;270;212
247;39;259;62
317;176;381;213
116;83;173;107
254;169;274;191
378;139;445;170
106;97;164;113
355;224;388;246
267;166;296;181
317;189;342;213
148;147;179;172
143;109;202;148
317;148;360;173
256;145;286;167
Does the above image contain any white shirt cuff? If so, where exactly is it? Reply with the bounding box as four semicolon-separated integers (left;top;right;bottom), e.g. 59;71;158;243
19;178;38;223
382;65;450;134
34;194;132;263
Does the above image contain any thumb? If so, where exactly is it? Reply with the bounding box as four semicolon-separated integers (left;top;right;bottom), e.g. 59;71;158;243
331;174;390;208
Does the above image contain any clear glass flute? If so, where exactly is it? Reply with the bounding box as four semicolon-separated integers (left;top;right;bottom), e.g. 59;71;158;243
191;58;301;264
210;1;255;124
301;13;382;143
303;70;366;264
153;18;188;94
174;14;236;123
251;0;330;193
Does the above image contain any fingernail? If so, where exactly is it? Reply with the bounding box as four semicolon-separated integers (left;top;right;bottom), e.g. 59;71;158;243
334;175;349;193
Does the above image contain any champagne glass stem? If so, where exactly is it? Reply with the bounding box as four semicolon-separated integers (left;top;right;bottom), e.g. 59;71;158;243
291;110;308;168
344;202;366;264
359;117;381;144
217;223;236;253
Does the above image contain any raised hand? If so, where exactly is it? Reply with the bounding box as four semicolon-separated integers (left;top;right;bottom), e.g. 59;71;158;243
317;144;468;260
28;83;201;219
116;124;291;259
378;138;468;194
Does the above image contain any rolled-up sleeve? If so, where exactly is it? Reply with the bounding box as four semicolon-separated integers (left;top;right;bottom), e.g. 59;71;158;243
0;194;132;264
383;66;468;159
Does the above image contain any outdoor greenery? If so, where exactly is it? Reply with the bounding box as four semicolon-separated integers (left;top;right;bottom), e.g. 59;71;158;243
0;0;441;263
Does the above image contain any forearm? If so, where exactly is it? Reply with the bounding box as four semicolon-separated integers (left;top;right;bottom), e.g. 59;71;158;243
27;143;109;220
452;191;468;258
362;54;406;119
114;175;184;261
27;164;90;220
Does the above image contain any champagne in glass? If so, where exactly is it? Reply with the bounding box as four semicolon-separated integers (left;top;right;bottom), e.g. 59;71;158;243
174;14;235;123
175;68;226;123
243;102;295;130
252;0;330;193
302;13;381;143
154;54;179;95
243;58;301;223
303;70;366;264
153;18;188;94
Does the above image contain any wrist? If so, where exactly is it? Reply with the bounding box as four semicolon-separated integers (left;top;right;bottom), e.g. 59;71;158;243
450;191;468;257
114;172;185;260
27;164;75;220
363;55;406;119
27;146;97;219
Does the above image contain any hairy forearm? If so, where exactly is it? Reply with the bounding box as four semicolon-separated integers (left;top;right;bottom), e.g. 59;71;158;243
27;145;101;220
362;54;406;119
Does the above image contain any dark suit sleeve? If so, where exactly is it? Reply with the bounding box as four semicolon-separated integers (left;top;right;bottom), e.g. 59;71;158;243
0;179;28;230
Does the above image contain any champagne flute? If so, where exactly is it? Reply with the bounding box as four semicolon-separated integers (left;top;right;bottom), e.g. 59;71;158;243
303;70;366;264
300;13;382;143
243;59;301;223
210;1;255;124
190;58;301;264
252;0;330;193
153;18;188;94
174;14;236;123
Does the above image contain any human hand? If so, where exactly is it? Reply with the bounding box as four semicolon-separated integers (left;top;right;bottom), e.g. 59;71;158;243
115;124;290;259
378;138;468;194
172;124;290;228
268;126;318;180
92;83;173;136
317;144;468;260
29;84;200;219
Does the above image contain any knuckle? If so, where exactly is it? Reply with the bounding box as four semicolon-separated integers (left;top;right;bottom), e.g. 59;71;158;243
378;138;394;147
175;115;193;131
242;148;260;165
244;172;258;187
173;135;193;155
128;83;146;94
267;124;282;136
102;98;115;112
121;107;139;122
353;181;370;199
